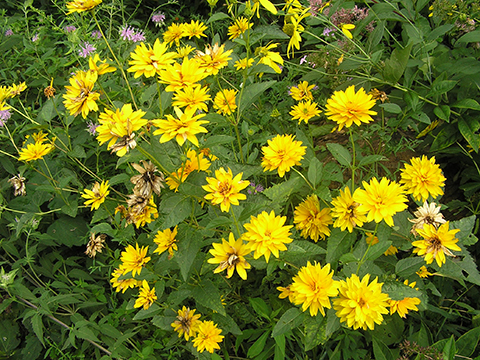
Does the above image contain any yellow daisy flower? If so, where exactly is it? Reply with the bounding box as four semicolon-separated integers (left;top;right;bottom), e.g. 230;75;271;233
289;100;322;124
88;54;116;75
8;82;27;97
110;268;141;293
171;306;202;341
293;195;333;242
213;89;238;115
163;22;186;47
62;70;100;119
228;17;253;39
127;39;177;78
289;81;315;101
389;296;421;318
81;180;110;211
283;7;310;58
192;321;224;354
66;0;101;14
255;43;284;73
130;197;159;228
119;243;151;277
325;85;377;131
261;134;306;177
18;141;54;162
159;58;209;92
416;266;432;278
153;226;178;259
134;280;157;310
175;44;195;59
183;20;207;39
208;233;252;280
172;85;211;113
331;187;367;232
234;57;254;70
249;0;278;17
384;245;398;256
202;167;249;212
400;156;446;202
166;149;211;191
277;285;297;303
195;43;233;75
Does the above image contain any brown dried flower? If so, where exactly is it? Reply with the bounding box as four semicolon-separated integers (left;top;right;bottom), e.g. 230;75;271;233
85;233;106;258
8;174;26;196
130;160;165;197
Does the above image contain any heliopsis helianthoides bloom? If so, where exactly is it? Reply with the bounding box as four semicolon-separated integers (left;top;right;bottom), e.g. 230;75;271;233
202;167;249;212
289;100;322;124
62;70;100;118
261;134;306;177
277;285;297;303
127;39;177;78
163;22;186;47
255;43;284;73
208;233;252;280
331;187;368;232
183;20;207;39
234;57;254;70
8;82;27;97
409;201;446;235
96;104;148;156
341;24;355;39
384;245;398;256
416;266;432;278
333;274;390;330
152;106;209;147
134;280;157;310
228;17;253;40
171;306;202;341
119;243;151;277
213;89;238;115
293;195;333;242
195;43;233;76
153;226;178;259
353;177;408;227
110;267;141;293
66;0;102;14
325;85;377;131
283;7;310;58
289;261;339;316
172;85;211;113
166;149;211;191
18;141;54;162
243;210;293;262
192;321;224;353
130;160;165;198
88;54;116;75
159;58;209;92
248;0;278;17
175;44;195;59
412;222;461;267
399;156;446;202
81;180;110;210
389;280;421;318
130;197;159;228
289;81;315;101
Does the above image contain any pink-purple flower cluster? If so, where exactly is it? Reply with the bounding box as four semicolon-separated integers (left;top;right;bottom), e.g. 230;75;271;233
91;30;102;39
64;25;77;33
247;182;264;195
120;25;146;42
78;42;96;58
0;109;11;126
5;29;13;36
152;12;166;26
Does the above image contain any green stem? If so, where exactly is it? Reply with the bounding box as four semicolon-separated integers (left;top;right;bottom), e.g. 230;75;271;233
230;207;242;238
356;222;379;275
349;128;356;191
292;166;315;191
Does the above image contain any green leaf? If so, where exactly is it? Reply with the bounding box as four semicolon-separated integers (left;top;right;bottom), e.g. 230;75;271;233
378;103;402;114
31;314;44;347
205;216;233;230
382;43;413;84
67;145;86;158
304;314;326;351
207;12;229;24
307;157;323;187
451;214;477;240
372;337;394;360
365;241;392;262
133;304;161;320
175;226;203;281
326;143;352;167
247;331;270;358
249;298;271;321
452;98;480;111
204;135;236;147
73;325;100;342
139;83;157;104
253;25;289;40
239;80;276;113
427;80;457;98
358;155;386;167
191;279;225;316
433;105;450;121
272;308;303;338
274;334;285;360
263;177;302;205
458;118;480;152
160;194;191;228
0;320;20;354
442;336;456;360
47;217;88;247
38;99;56;123
395;257;425;278
326;228;356;265
456;30;480;44
426;24;455;41
456;326;480;356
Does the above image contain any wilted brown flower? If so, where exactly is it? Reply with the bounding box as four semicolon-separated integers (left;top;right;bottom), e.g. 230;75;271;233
369;88;388;103
109;133;137;157
130;160;165;197
409;201;446;235
8;174;26;196
126;192;151;215
85;233;106;257
44;78;56;99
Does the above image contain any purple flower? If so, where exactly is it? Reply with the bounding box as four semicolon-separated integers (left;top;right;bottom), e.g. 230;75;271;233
32;33;40;42
86;121;99;135
247;182;264;195
5;29;13;36
152;12;166;25
299;55;308;65
78;42;96;58
131;30;146;42
0;109;11;127
91;30;102;39
120;25;145;42
323;27;335;37
64;25;77;33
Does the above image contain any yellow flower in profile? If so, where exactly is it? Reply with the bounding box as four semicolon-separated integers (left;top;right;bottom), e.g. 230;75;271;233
195;43;233;75
81;180;110;210
228;17;253;39
153;226;178;259
243;210;293;262
341;24;355;39
213;89;238;115
255;43;284;73
277;285;297;303
166;149;211;191
290;81;315;101
171;306;202;341
62;70;100;118
234;57;254;70
290;261;339;316
261;134;306;177
152;106;209;147
412;222;461;267
127;39;177;78
289;100;322;124
283;7;310;58
119;243;151;277
384;245;398;256
134;280;157;310
159;58;209;92
183;20;207;39
192;321;224;353
172;85;211;113
208;233;252;280
110;268;141;293
175;45;195;58
333;274;390;330
249;0;278;17
325;85;377;131
294;195;333;242
389;296;421;318
202;167;249;212
9;82;27;97
88;54;116;75
331;187;367;232
353;177;408;227
399;156;446;202
163;22;186;46
416;266;432;278
18;141;54;162
66;0;101;14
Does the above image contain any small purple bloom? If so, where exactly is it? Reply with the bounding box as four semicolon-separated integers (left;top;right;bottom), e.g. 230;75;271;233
313;85;319;90
152;12;166;25
78;42;96;58
91;30;102;39
86;121;99;135
299;55;308;65
0;109;12;126
5;29;13;36
32;33;40;42
131;30;146;42
64;25;77;33
247;182;264;195
120;25;136;41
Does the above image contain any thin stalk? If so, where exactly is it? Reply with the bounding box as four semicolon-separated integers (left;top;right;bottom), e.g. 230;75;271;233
292;166;315;191
356;223;379;275
349;128;356;191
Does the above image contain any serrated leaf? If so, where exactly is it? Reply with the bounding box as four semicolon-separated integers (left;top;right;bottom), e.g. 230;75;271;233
205;216;233;230
73;325;100;342
263;177;302;204
427;80;457;97
395;257;425;278
272;308;303;338
31;314;44;346
175;226;202;281
326;143;352;167
326;228;356;265
304;314;325;351
133;304;161;320
191;279;225;316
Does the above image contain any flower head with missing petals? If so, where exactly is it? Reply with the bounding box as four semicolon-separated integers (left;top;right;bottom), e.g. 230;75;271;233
134;280;157;310
85;233;106;257
409;201;446;235
228;17;253;39
63;70;99;118
171;306;201;341
289;81;315;101
208;233;251;280
110;268;141;293
81;180;110;210
213;89;237;115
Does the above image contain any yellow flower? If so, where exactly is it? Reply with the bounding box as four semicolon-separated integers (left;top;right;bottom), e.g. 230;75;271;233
119;243;151;277
277;285;297;303
261;134;306;177
110;268;141;293
341;24;355;39
331;187;367;232
412;222;461;267
130;197;158;228
158;58;209;92
384;245;398;256
409;201;446;236
389;297;421;318
152;106;209;147
153;226;178;259
365;232;379;245
166;149;211;191
62;70;100;119
192;321;224;353
234;57;254;70
127;39;177;78
9;82;27;97
325;85;377;131
172;85;211;113
243;210;293;262
228;17;253;39
400;156;446;202
208;233;251;280
88;54;116;75
284;7;310;58
18;141;54;162
255;43;284;73
333;274;390;330
171;306;202;341
213;89;237;115
249;0;278;17
290;261;338;316
81;180;110;210
195;43;233;76
416;266;432;278
175;45;195;58
289;100;322;124
353;177;408;227
163;23;186;47
66;0;101;14
294;195;332;242
183;20;207;39
202;167;249;212
134;280;157;310
289;81;315;101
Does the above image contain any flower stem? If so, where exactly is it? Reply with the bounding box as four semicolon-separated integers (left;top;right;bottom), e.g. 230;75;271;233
356;222;379;275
